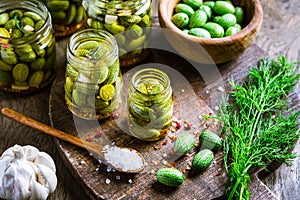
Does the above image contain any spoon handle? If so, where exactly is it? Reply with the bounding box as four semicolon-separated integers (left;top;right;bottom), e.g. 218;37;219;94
1;107;98;152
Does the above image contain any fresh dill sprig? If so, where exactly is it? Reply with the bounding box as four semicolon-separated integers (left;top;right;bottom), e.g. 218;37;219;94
219;56;300;200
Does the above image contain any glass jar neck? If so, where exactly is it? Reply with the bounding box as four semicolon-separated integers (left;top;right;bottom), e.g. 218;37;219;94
67;29;118;71
0;0;52;46
83;0;150;16
130;68;171;96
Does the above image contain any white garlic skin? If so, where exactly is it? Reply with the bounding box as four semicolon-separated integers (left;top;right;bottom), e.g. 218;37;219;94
0;145;57;200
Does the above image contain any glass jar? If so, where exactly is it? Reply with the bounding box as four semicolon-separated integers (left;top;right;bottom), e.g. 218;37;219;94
45;0;85;37
0;0;56;93
128;68;173;141
65;28;122;119
82;0;152;67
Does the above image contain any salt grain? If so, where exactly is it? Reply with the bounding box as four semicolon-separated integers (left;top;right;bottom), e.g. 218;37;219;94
162;160;168;165
107;166;112;172
105;178;111;184
128;179;133;184
116;175;121;180
217;86;224;92
103;146;144;171
80;160;85;165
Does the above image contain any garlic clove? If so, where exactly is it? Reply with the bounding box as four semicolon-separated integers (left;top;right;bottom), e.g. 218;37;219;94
2;161;33;200
35;164;57;193
1;144;22;158
34;152;56;172
23;145;39;162
30;178;49;200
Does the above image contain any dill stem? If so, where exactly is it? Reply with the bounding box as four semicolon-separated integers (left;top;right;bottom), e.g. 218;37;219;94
239;184;245;200
229;177;240;200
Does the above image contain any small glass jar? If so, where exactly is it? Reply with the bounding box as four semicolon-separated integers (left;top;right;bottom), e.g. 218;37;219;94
128;68;173;141
65;29;122;119
82;0;152;67
45;0;85;37
0;0;56;93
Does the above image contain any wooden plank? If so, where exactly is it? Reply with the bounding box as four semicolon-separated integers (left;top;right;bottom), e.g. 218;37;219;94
49;38;281;199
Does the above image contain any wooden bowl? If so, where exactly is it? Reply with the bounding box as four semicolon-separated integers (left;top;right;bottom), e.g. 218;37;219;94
158;0;263;64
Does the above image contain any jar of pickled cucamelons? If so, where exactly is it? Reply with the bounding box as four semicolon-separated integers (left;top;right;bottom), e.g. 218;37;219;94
0;0;56;93
128;68;173;141
45;0;86;37
82;0;152;67
65;29;122;119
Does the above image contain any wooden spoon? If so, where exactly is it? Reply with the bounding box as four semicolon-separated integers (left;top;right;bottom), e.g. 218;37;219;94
1;107;145;174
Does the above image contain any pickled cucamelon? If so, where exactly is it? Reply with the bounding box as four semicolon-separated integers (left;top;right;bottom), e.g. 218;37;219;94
0;3;56;93
65;29;122;119
128;68;173;141
46;0;86;37
82;0;152;67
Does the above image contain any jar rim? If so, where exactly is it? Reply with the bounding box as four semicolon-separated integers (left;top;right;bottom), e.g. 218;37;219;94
67;28;118;70
83;0;150;15
0;0;51;45
131;68;171;96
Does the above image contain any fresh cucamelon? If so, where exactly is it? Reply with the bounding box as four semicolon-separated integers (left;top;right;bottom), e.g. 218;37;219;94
199;130;222;151
192;149;214;171
156;168;185;187
173;133;195;155
171;0;245;38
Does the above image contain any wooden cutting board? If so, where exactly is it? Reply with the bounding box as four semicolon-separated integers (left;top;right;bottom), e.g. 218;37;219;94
49;32;281;199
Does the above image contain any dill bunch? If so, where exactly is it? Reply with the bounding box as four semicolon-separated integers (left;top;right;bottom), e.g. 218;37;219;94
220;56;300;200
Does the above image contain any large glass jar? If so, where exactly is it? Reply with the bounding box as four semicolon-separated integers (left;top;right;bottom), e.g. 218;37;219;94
45;0;86;37
128;68;173;141
82;0;152;67
0;0;56;93
65;29;122;119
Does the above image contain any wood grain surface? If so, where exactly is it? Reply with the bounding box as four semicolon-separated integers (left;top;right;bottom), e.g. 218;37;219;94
0;0;299;199
49;39;283;199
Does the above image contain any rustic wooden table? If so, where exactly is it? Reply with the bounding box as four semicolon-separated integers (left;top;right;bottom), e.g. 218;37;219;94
0;0;299;199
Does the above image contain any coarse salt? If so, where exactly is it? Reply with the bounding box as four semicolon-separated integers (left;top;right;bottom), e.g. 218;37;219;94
162;160;168;165
106;166;112;172
103;146;144;171
217;86;224;92
80;160;85;165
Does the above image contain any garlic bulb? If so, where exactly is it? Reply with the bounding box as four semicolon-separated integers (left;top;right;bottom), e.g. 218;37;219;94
0;145;57;200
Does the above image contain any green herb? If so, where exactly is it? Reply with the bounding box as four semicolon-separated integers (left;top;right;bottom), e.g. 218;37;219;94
219;56;300;200
14;15;27;35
